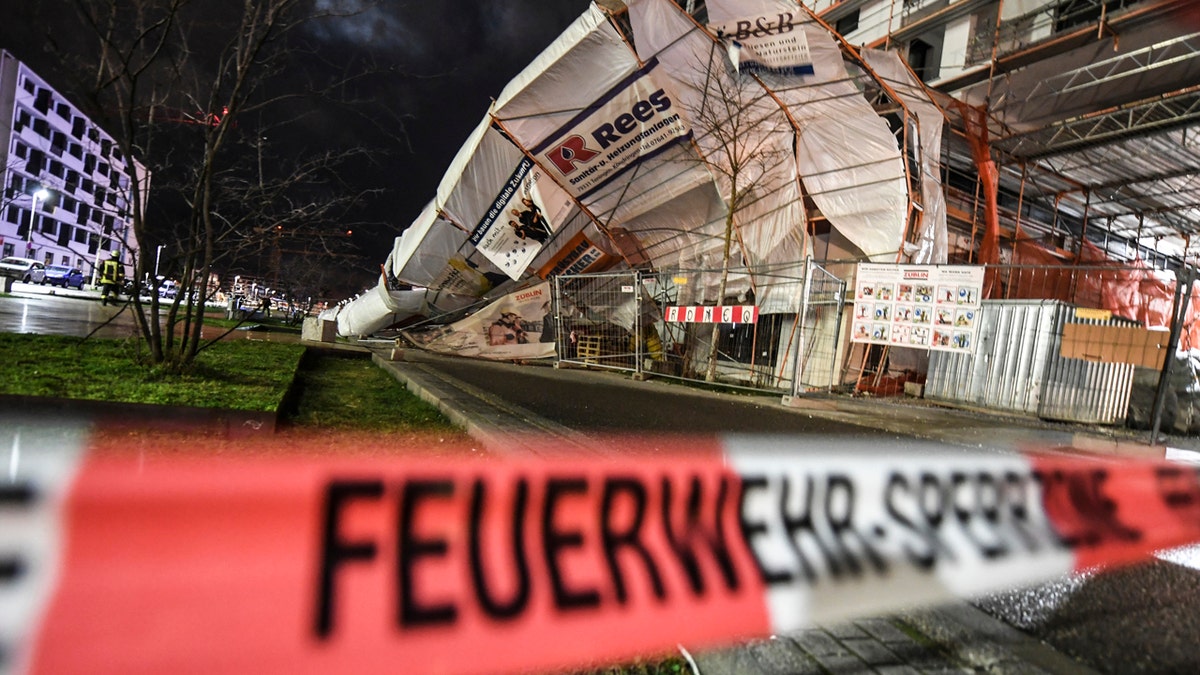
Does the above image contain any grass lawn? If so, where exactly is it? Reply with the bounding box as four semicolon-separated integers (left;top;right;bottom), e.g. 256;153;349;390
284;349;459;434
0;333;302;410
0;334;457;438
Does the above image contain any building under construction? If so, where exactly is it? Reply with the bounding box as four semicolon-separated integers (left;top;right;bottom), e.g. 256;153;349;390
322;0;1200;435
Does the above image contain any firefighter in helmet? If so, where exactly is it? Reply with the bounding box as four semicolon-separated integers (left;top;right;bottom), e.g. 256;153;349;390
99;250;125;306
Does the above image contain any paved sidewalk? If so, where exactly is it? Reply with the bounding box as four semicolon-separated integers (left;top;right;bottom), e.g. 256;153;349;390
357;343;1107;675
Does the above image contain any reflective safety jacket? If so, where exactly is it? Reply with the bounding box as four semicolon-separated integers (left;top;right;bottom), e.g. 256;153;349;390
99;259;125;285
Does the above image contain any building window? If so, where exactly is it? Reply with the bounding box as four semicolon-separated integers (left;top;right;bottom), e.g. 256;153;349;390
43;251;53;266
71;117;85;139
2;244;13;258
835;9;860;35
33;118;49;136
5;205;18;224
34;89;51;114
84;155;96;173
22;77;35;94
908;39;935;81
14;142;28;159
61;255;70;265
69;143;83;160
49;160;65;179
55;102;71;119
16;109;31;130
27;149;45;176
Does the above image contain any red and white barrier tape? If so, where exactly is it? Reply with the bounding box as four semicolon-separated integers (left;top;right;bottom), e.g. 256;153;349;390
3;429;1199;674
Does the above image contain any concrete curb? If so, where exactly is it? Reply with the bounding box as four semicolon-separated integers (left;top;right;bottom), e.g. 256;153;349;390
370;351;602;455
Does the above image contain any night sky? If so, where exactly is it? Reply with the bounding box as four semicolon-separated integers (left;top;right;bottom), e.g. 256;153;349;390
2;0;593;290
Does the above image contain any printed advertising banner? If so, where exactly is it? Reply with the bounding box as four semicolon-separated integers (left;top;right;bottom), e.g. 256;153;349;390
429;254;494;296
402;283;556;360
852;264;984;353
709;11;814;75
531;60;692;201
536;230;617;279
469;157;558;281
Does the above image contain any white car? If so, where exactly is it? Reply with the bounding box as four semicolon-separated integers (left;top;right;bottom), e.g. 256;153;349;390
0;257;45;283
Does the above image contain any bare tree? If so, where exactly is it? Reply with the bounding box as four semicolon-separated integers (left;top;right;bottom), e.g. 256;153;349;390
677;46;798;382
40;0;398;370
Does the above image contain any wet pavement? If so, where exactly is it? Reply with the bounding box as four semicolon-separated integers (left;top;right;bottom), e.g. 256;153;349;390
0;282;301;343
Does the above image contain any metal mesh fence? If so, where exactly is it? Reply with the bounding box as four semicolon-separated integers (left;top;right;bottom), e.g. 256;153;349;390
550;260;1193;432
554;261;847;394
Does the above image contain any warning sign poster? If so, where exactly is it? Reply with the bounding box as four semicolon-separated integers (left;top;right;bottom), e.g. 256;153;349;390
851;263;984;353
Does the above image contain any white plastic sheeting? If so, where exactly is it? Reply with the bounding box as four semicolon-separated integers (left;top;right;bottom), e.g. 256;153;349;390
334;282;427;338
862;48;949;265
332;0;917;338
628;0;808;314
705;0;908;262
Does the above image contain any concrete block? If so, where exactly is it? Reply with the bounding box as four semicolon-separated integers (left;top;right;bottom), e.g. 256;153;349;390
904;382;924;398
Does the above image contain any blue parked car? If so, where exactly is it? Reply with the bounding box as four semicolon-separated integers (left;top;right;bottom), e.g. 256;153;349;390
41;265;86;290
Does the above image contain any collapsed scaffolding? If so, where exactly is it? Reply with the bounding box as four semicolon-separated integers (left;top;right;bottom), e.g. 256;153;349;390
323;1;1200;436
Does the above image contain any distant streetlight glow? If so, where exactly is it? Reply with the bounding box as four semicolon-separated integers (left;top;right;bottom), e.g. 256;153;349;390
25;188;51;251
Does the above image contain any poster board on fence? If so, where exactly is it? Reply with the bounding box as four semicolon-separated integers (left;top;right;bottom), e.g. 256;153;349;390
851;263;984;353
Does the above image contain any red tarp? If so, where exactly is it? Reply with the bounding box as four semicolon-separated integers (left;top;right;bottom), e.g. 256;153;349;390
1009;238;1200;351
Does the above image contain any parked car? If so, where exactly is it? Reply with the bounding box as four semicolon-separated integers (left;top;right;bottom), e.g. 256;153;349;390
41;265;86;289
0;257;45;283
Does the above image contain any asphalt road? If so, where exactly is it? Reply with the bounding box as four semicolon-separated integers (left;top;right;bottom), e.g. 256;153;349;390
407;352;1200;674
0;283;298;343
428;356;899;438
0;283;139;338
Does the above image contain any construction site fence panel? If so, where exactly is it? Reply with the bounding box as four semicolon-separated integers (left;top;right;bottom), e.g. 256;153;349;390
553;262;847;395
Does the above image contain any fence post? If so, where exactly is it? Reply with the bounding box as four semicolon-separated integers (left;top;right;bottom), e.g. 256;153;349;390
792;256;814;397
634;270;643;378
553;276;564;365
1150;266;1196;443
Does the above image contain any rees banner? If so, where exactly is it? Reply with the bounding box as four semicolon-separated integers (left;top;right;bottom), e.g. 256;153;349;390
532;60;691;201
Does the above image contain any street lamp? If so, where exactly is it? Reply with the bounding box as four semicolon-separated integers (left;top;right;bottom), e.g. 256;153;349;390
26;188;50;251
